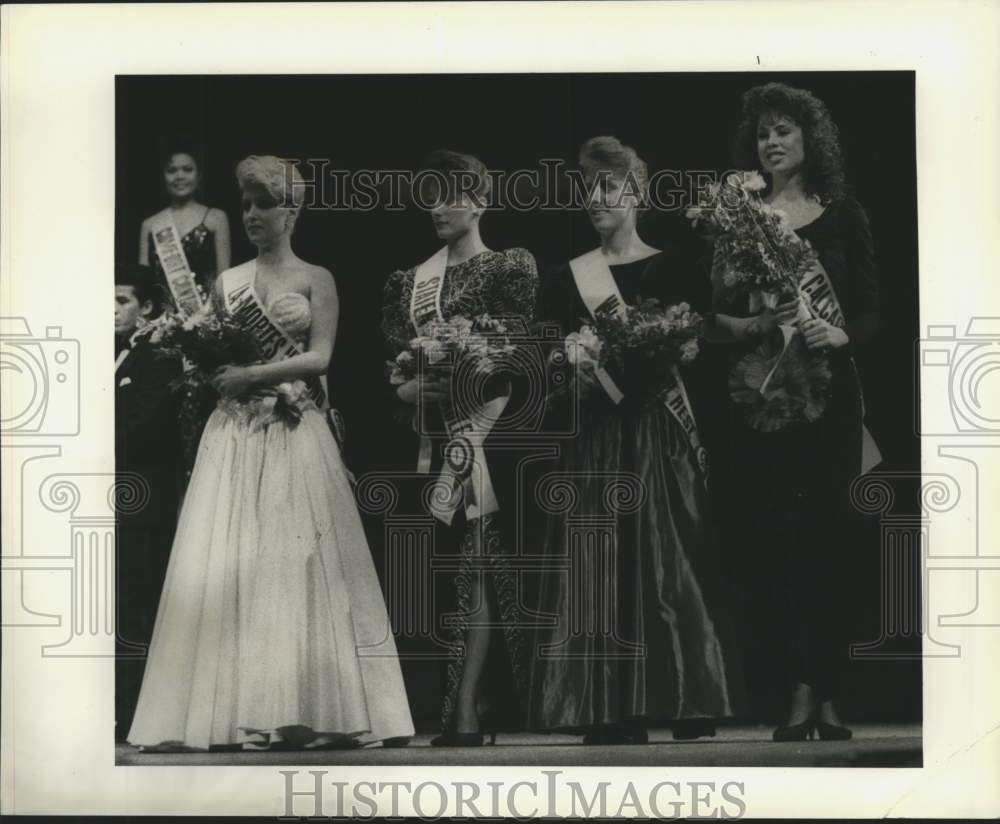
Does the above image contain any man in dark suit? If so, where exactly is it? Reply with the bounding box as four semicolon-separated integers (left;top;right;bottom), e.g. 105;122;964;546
115;263;181;741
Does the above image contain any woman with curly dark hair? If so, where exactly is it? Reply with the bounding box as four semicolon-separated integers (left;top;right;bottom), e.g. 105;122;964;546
711;82;881;741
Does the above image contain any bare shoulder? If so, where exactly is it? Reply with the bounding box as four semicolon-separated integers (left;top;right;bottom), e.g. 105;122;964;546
305;263;337;297
305;262;335;282
205;207;230;230
141;208;168;232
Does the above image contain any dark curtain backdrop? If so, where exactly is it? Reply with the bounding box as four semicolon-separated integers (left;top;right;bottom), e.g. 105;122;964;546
117;72;920;726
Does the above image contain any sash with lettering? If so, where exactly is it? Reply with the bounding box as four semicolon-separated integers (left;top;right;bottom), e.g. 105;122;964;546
409;247;510;525
568;248;709;480
221;264;330;415
748;257;882;473
150;213;206;317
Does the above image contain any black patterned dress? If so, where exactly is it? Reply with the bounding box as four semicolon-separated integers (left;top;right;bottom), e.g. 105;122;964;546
381;247;538;733
149;206;220;482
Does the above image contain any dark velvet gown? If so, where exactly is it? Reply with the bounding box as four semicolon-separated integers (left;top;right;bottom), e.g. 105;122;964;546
381;247;539;733
711;195;881;708
149;206;220;481
527;248;739;733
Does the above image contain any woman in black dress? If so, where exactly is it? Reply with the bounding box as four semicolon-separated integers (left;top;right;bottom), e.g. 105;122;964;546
140;147;231;291
712;83;881;741
529;136;737;744
381;150;538;745
139;146;232;481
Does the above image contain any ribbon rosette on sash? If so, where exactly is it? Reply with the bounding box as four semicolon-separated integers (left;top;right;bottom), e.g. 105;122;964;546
567;248;709;484
407;248;512;524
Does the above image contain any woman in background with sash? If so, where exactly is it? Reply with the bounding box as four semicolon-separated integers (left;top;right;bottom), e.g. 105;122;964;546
129;155;413;751
528;137;736;744
140;146;232;482
381;150;538;746
711;83;881;741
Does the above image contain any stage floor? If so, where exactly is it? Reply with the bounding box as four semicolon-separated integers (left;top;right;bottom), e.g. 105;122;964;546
117;723;921;767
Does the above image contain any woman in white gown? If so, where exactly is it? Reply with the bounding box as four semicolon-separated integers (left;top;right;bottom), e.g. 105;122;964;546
128;155;414;751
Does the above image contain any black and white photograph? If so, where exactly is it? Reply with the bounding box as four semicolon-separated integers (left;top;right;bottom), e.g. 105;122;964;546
3;2;999;818
111;70;921;767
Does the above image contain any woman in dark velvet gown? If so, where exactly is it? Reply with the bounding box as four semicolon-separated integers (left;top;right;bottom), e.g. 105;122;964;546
140;147;232;482
528;137;738;744
380;150;538;745
712;83;881;741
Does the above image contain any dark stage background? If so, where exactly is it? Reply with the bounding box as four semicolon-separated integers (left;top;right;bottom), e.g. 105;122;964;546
116;72;921;729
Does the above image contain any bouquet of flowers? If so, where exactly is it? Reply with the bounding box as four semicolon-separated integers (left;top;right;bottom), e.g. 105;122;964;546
564;298;703;401
140;304;307;427
687;171;831;430
387;313;518;390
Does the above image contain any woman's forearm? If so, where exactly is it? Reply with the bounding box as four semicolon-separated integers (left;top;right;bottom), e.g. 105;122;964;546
248;351;329;386
711;312;757;341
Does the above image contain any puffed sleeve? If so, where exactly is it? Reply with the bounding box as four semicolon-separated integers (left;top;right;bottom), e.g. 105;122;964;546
839;197;881;348
380;267;414;354
498;247;539;322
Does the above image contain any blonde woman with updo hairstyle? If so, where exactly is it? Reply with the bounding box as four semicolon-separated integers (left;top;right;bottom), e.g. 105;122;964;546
528;136;739;745
128;155;414;752
381;149;538;746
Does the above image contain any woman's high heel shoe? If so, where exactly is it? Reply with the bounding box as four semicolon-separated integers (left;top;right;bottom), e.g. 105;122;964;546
814;720;852;741
772;719;816;742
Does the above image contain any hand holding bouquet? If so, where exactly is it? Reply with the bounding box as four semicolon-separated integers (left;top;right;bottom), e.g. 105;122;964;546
387;314;518;404
688;171;831;430
139;304;307;427
564;298;703;402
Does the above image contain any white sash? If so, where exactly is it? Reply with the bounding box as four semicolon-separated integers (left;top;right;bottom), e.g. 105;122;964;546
409;248;509;525
150;213;205;317
221;264;329;414
747;257;881;473
568;248;709;478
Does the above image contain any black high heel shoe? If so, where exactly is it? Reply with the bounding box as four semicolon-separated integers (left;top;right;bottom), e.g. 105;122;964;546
772;719;815;742
672;719;717;741
814;720;852;741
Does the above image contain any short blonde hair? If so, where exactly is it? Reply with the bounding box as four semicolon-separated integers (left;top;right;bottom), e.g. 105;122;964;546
579;136;649;208
235;155;306;210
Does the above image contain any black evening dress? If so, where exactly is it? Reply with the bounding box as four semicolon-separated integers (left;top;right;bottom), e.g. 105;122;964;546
528;249;739;734
381;247;538;734
149;206;220;482
712;195;881;709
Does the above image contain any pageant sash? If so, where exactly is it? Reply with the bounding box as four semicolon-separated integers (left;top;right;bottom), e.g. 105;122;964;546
409;247;508;525
567;249;628;404
747;258;881;473
150;213;205;317
221;264;329;414
568;248;709;478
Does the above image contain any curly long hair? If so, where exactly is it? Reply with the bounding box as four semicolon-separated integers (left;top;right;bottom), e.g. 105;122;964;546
734;82;846;203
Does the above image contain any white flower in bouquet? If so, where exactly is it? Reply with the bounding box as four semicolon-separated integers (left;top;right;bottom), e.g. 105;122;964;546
389;350;414;385
421;338;449;366
742;170;767;192
181;303;215;332
680;337;700;364
564;325;602;366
